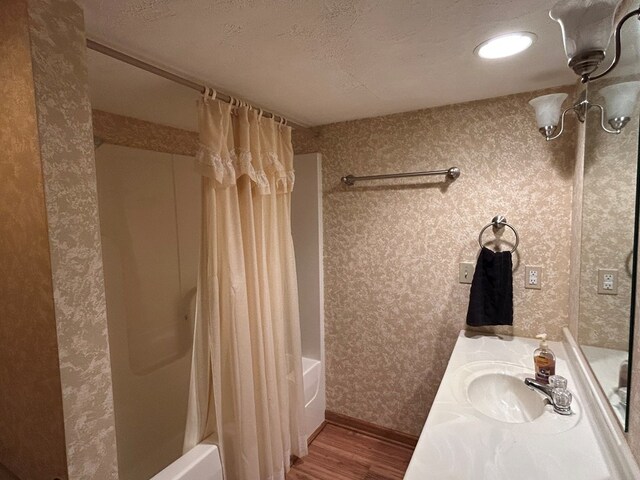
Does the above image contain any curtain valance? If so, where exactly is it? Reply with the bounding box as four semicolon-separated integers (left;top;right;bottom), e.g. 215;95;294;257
195;99;295;194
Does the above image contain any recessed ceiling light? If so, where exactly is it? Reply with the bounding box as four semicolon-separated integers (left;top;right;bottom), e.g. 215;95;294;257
474;32;537;59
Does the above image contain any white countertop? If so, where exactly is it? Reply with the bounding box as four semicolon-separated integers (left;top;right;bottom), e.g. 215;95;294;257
404;331;613;480
581;345;628;426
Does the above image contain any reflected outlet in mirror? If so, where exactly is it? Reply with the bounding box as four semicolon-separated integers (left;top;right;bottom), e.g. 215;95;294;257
576;13;640;432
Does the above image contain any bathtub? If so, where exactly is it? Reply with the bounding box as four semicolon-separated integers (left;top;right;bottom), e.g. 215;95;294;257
302;356;325;439
152;356;324;479
151;438;222;480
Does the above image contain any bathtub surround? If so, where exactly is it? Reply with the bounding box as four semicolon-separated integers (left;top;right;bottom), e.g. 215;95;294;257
95;142;326;478
0;1;68;477
293;87;577;436
0;0;119;477
96;145;199;479
291;153;326;439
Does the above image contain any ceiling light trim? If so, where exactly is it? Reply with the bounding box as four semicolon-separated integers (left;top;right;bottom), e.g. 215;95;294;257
474;32;537;59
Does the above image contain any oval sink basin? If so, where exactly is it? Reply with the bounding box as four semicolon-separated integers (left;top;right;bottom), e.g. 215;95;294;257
467;372;546;424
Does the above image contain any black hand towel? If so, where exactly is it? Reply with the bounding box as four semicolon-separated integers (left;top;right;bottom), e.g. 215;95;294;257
466;247;513;326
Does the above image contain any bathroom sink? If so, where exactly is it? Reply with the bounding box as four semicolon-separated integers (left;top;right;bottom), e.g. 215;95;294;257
405;332;616;480
450;360;580;432
467;372;546;423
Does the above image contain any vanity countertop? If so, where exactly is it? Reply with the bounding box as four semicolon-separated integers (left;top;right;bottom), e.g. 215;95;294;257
404;330;613;480
581;344;628;425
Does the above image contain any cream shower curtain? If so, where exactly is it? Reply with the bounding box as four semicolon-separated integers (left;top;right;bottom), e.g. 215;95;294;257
183;97;308;480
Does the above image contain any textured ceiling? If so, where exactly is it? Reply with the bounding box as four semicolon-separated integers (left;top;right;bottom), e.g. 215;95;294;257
82;0;597;128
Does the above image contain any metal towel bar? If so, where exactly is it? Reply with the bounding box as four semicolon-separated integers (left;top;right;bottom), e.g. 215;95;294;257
341;166;460;186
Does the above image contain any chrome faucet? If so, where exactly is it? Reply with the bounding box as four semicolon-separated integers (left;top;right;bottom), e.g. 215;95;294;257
525;376;573;415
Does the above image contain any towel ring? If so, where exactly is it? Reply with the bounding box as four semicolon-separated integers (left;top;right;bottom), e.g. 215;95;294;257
478;215;519;253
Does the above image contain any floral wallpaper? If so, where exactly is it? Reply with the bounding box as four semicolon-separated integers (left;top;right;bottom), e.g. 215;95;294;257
93;109;198;156
0;1;67;478
578;76;640;351
294;87;577;435
28;1;119;478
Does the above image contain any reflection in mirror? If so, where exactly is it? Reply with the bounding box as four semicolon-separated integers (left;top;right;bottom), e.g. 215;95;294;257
578;13;640;431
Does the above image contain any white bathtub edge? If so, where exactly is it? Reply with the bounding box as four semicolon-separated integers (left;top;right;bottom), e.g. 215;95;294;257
150;441;223;480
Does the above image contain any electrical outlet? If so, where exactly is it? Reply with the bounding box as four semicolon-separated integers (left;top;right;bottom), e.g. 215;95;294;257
525;266;542;290
598;269;618;295
459;262;474;284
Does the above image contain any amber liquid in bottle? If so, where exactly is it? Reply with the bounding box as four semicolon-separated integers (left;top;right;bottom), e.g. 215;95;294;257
534;350;556;384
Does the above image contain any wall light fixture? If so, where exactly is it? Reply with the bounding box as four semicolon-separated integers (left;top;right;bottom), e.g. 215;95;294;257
529;81;640;140
530;1;640;140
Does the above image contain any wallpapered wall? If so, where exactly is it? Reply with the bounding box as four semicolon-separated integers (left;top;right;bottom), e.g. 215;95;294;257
28;1;119;478
293;87;577;435
0;1;67;477
578;77;640;350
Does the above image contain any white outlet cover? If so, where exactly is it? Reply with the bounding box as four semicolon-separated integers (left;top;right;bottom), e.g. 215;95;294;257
598;269;618;295
525;266;542;290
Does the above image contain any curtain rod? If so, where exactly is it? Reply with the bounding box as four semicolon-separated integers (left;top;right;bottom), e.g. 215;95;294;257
86;39;307;131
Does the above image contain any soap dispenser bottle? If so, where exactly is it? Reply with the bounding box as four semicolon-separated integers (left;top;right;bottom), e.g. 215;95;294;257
534;333;556;384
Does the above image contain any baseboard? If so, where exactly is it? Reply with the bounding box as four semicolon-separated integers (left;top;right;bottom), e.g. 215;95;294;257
307;421;326;445
325;410;418;448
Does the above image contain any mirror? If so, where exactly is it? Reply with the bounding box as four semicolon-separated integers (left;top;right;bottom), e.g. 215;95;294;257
577;17;640;431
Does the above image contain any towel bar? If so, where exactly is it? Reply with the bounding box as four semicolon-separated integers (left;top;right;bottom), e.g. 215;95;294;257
341;166;460;186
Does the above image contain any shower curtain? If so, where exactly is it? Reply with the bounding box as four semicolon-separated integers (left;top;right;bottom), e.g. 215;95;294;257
183;97;308;480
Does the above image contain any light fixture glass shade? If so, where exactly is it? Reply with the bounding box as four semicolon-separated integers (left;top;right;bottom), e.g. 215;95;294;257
549;0;620;60
528;93;569;128
600;81;640;120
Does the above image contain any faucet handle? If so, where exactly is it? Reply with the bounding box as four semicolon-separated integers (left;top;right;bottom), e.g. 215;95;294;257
552;388;573;414
549;375;568;390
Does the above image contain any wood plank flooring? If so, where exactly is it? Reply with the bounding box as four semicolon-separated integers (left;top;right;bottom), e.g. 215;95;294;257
287;423;414;480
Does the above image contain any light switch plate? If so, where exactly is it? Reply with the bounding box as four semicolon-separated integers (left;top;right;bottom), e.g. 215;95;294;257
598;269;618;295
459;262;474;284
525;266;542;290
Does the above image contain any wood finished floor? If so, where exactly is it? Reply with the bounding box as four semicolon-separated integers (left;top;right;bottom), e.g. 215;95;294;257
287;424;414;480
